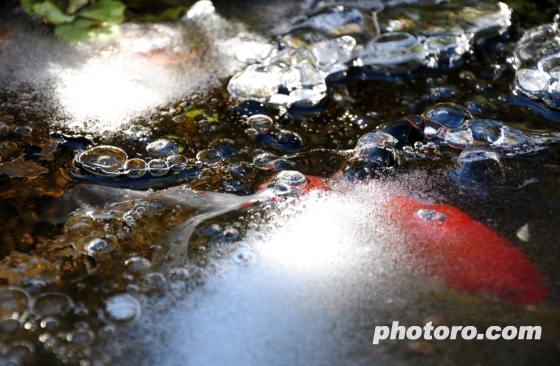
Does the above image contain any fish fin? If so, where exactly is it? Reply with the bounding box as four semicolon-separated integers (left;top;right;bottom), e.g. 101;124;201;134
40;185;146;223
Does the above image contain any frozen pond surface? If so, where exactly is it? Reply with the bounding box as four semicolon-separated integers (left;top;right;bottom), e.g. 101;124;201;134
0;0;560;365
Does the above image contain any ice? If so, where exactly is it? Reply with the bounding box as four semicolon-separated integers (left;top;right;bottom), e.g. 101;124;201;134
0;1;270;132
515;24;560;65
309;36;356;71
288;88;326;107
361;32;425;72
228;65;283;101
449;144;504;191
424;34;470;57
515;69;551;97
443;127;474;149
538;53;560;79
100;182;446;366
304;7;377;39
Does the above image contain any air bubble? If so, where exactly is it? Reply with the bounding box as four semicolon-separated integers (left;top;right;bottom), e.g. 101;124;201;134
103;294;141;324
0;287;29;318
416;209;446;222
0;319;20;335
247;114;273;133
423;103;472;128
76;146;127;176
32;293;73;317
84;237;113;256
146;139;178;157
148;159;169;176
166;154;188;171
123;158;148;178
125;257;151;271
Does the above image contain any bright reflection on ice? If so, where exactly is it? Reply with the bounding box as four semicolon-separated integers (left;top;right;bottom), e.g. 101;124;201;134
186;0;215;19
104;183;442;365
51;60;161;131
259;199;348;269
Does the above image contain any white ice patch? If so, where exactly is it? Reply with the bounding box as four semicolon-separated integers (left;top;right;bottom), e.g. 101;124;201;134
104;182;444;365
0;4;268;133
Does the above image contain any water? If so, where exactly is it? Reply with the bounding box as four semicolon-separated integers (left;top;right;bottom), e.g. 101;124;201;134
0;0;560;365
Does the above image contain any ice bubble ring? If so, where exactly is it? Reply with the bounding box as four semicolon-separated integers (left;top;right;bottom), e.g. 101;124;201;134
74;145;193;179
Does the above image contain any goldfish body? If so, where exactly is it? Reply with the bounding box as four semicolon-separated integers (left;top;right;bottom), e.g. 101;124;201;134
385;196;549;305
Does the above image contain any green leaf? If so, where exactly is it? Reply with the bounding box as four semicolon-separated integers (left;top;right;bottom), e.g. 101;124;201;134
139;6;187;22
20;0;42;15
67;0;89;15
54;18;119;42
78;0;126;23
32;1;75;25
206;113;219;123
185;109;203;119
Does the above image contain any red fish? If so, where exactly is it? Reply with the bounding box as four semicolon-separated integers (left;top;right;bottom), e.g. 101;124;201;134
384;196;549;305
259;172;549;304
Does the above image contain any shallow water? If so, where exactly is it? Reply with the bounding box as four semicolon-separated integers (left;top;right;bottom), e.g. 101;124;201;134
0;0;560;365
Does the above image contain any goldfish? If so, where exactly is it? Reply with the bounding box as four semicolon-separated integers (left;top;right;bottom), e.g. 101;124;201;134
43;170;549;304
383;196;549;304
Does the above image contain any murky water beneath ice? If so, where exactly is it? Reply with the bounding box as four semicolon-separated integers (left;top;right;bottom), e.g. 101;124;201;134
0;0;560;365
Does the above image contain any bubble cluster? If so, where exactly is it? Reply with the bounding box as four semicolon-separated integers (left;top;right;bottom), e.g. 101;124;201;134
514;17;560;109
74;144;191;179
228;2;512;107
